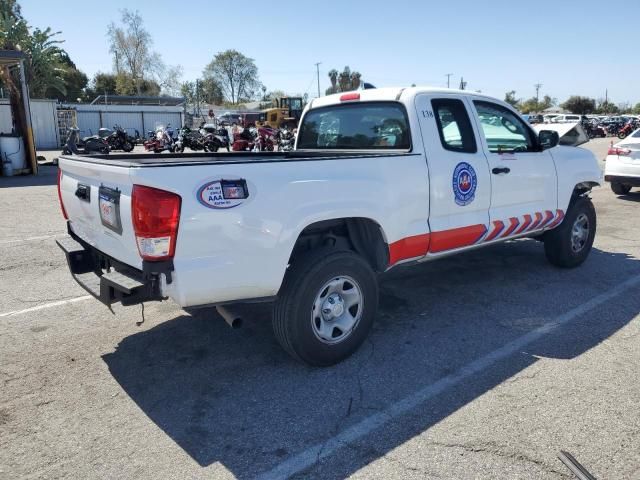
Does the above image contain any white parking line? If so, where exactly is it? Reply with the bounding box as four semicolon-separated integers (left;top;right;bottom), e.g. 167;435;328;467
0;296;92;318
0;233;64;245
257;273;640;480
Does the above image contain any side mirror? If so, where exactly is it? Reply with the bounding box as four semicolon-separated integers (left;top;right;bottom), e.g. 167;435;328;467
539;130;559;150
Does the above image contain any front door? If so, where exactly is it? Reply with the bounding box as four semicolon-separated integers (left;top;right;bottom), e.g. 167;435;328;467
469;100;559;241
415;94;491;254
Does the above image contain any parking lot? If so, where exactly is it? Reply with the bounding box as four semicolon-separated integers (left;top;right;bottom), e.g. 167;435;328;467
1;137;639;479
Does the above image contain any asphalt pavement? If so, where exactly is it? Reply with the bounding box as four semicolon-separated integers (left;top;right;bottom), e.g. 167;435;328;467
1;137;639;479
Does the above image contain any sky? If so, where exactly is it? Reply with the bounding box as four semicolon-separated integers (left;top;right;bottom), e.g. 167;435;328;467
19;0;640;105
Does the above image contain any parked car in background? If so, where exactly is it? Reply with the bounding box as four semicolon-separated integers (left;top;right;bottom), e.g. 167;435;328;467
605;129;640;194
550;114;583;123
525;114;544;124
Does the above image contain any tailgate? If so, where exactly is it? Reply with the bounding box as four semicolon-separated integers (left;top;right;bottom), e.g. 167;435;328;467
59;156;142;269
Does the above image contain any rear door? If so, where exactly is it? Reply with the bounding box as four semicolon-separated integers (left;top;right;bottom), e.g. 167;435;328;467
414;94;491;254
469;99;558;240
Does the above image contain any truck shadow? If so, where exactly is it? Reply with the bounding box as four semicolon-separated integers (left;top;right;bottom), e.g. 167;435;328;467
103;243;640;479
615;191;640;203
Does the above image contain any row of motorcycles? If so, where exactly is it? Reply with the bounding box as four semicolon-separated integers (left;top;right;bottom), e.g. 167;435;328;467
142;122;297;153
583;119;639;139
62;125;135;155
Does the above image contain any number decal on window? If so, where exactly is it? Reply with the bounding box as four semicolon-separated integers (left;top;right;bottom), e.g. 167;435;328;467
421;110;434;119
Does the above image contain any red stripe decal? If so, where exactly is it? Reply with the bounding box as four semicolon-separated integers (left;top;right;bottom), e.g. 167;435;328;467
547;209;565;229
430;224;487;253
485;220;505;242
501;217;520;238
528;212;544;231
539;210;555;228
388;233;430;265
514;214;532;235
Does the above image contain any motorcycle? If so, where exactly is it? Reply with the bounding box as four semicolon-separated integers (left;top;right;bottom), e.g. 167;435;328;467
200;123;230;152
143;125;175;153
585;123;606;139
603;122;622;137
173;127;207;153
277;126;296;151
255;126;278;151
232;127;258;151
62;127;110;155
106;125;134;152
617;121;636;139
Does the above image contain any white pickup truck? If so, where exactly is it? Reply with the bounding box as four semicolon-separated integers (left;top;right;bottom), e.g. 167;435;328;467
57;87;602;366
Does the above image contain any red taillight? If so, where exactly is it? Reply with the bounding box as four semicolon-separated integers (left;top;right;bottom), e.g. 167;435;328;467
340;92;360;101
57;168;68;220
131;185;181;261
607;147;631;156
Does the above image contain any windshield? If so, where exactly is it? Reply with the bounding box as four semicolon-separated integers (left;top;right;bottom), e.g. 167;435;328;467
297;102;411;150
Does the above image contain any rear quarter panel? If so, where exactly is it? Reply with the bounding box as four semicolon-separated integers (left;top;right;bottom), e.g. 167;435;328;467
133;154;430;307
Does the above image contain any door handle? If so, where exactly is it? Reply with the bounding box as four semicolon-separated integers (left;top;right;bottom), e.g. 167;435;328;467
75;184;91;201
492;167;511;175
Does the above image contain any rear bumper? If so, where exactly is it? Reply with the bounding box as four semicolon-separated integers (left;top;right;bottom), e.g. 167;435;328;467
57;233;167;306
604;175;640;186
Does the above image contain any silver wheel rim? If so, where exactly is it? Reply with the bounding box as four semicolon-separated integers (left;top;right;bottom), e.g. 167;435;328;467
311;275;363;344
571;213;589;253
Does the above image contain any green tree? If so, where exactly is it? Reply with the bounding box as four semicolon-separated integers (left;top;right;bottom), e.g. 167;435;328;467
45;53;87;101
203;50;261;104
595;99;619;115
519;94;555;114
632;103;640;115
504;90;520;108
180;78;224;105
560;96;596;114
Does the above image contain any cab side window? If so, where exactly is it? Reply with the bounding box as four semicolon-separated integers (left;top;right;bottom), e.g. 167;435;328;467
431;98;477;153
473;101;536;153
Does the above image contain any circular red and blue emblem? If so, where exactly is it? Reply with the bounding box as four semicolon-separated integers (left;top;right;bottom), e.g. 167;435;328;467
452;162;477;206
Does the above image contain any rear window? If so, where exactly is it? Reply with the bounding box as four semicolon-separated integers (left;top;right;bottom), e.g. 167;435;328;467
297;102;410;150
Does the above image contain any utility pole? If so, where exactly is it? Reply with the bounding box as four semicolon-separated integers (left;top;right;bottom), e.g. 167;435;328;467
445;73;453;89
459;77;466;90
315;62;322;98
195;78;200;117
534;83;542;112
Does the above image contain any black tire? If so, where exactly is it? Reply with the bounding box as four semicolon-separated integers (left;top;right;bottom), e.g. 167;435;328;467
123;141;134;152
611;182;631;195
618;132;627;139
543;196;596;268
273;249;378;366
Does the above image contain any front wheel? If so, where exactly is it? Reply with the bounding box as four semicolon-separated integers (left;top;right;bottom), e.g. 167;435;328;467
273;250;378;366
611;182;632;195
618;131;627;139
543;196;596;268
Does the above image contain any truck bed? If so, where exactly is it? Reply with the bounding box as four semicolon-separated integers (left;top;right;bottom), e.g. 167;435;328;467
58;150;414;168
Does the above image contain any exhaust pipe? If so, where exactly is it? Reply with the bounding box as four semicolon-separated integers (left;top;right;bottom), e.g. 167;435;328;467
216;305;243;329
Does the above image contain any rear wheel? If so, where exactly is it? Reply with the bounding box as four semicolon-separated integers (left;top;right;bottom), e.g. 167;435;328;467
543;196;596;268
122;141;134;152
273;249;378;366
611;182;632;195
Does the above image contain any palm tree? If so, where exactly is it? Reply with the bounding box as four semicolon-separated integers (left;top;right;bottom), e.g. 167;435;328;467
326;69;338;95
